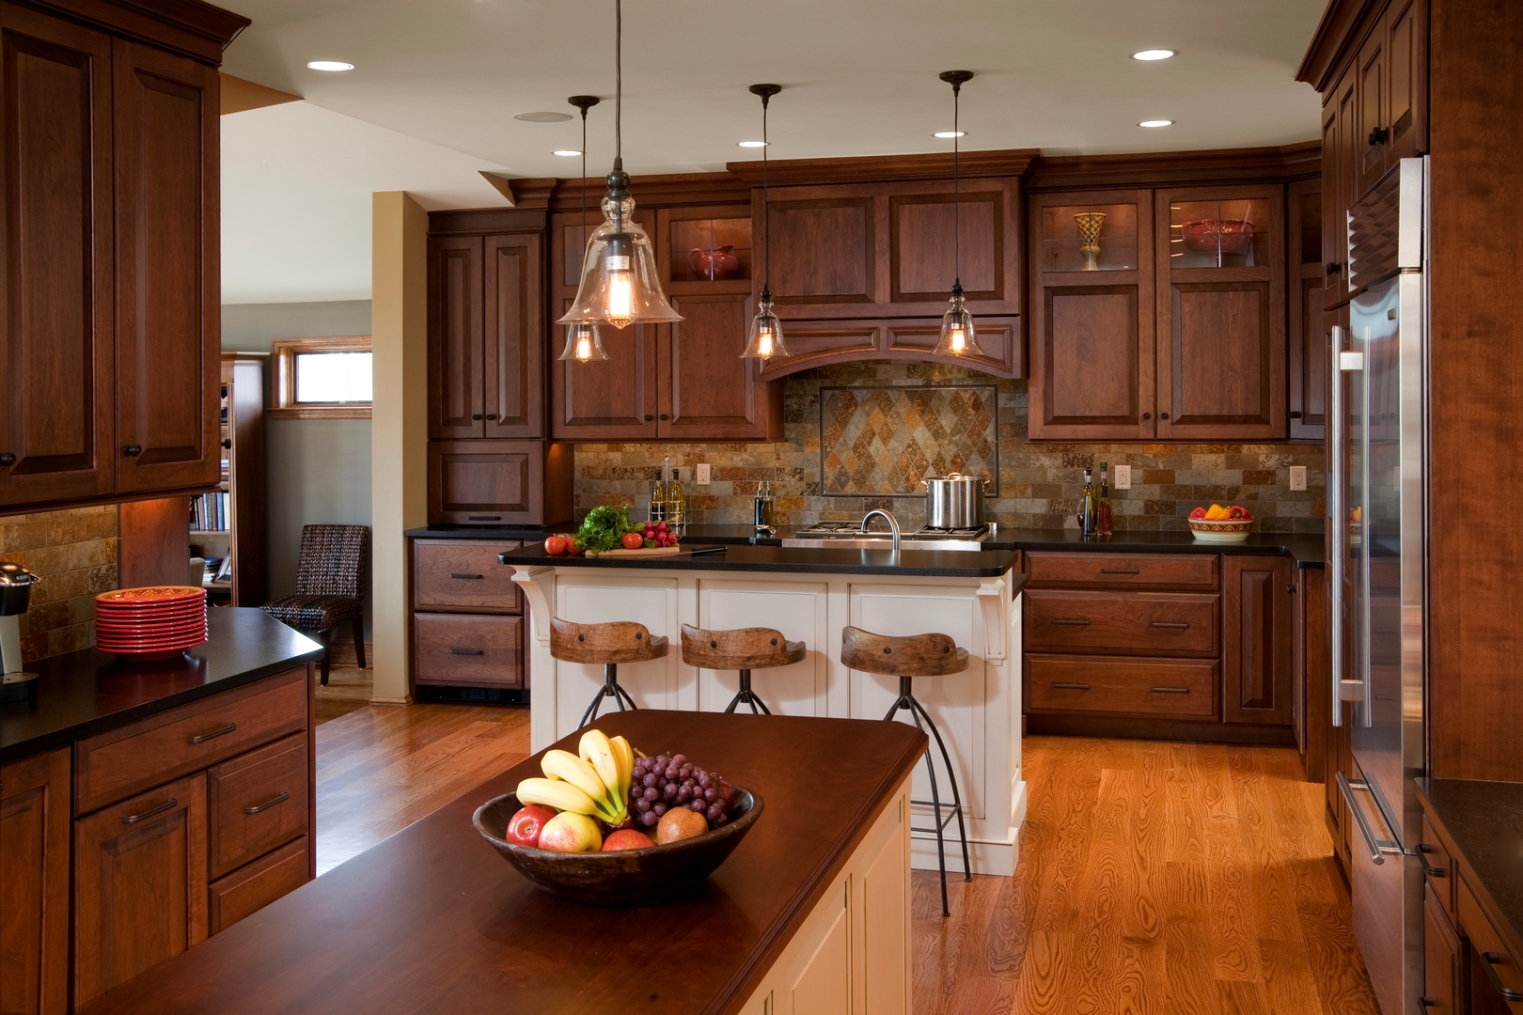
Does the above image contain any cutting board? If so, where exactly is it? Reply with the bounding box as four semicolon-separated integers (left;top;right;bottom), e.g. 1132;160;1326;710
585;545;684;558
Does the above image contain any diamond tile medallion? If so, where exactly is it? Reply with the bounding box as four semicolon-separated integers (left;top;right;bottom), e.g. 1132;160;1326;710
820;385;998;497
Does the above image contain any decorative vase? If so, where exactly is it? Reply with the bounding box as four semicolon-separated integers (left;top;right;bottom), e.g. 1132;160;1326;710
1074;212;1107;271
688;245;739;280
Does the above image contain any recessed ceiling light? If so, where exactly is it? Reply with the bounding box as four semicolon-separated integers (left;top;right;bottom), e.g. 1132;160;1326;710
306;60;354;72
736;140;769;148
515;111;572;123
552;149;582;157
1132;49;1176;61
1138;119;1175;128
933;130;966;139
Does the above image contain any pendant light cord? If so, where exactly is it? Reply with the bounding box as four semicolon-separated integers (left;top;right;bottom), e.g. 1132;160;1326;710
614;0;622;164
952;80;961;289
762;92;770;294
580;108;588;249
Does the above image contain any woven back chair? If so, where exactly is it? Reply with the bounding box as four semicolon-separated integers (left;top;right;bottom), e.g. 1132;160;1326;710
261;525;369;685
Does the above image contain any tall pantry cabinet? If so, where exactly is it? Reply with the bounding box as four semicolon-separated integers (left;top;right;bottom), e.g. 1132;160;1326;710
0;0;244;512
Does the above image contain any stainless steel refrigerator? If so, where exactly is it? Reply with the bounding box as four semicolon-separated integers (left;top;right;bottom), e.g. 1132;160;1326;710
1331;156;1428;1015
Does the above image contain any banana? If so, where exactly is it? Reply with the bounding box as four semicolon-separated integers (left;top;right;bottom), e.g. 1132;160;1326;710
516;777;597;815
541;749;607;801
609;735;634;800
578;730;620;799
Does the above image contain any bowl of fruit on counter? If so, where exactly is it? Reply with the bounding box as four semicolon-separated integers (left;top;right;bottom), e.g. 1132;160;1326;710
473;729;762;906
1187;503;1255;543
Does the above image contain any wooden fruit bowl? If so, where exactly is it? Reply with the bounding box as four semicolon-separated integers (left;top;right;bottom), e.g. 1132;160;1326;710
472;787;763;907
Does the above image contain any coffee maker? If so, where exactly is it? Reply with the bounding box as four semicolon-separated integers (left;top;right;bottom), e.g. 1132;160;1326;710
0;561;40;701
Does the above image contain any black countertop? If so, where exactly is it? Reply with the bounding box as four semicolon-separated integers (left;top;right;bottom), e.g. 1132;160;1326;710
0;608;323;765
1417;778;1523;953
497;543;1026;580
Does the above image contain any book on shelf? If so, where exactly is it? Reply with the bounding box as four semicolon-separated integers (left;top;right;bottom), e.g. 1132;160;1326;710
189;491;230;532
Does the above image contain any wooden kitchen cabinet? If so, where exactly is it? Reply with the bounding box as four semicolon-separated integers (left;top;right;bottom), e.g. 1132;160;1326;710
1424;883;1463;1015
411;538;527;693
73;772;209;1006
661;294;783;441
1383;0;1427;163
0;748;71;1015
427;439;573;527
1288;179;1327;441
1223;554;1295;726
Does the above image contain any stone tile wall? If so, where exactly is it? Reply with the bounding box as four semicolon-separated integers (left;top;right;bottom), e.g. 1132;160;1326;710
573;361;1326;534
0;505;119;662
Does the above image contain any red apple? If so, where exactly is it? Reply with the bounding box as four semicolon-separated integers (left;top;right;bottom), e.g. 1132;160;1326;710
505;804;557;848
538;812;602;853
602;829;655;851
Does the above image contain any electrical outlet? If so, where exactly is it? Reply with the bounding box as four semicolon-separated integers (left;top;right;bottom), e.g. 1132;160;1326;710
1113;465;1132;490
1289;466;1307;491
695;463;710;486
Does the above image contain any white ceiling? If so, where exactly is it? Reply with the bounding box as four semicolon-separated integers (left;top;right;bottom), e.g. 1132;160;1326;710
218;0;1328;303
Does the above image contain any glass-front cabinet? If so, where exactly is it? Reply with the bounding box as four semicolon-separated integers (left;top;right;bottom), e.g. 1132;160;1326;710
1037;200;1141;273
1164;196;1273;269
657;206;753;292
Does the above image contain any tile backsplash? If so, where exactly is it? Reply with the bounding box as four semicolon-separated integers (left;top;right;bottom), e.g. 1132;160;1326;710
573;360;1326;534
0;505;118;662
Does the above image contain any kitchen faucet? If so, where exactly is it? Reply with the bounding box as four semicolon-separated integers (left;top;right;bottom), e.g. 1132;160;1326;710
860;509;901;553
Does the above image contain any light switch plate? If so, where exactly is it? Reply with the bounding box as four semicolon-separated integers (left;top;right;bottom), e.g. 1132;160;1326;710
695;463;710;486
1113;465;1132;490
1289;466;1307;491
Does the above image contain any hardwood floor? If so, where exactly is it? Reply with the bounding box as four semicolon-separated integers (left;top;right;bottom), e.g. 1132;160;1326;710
311;707;1380;1013
313;663;374;724
910;735;1381;1015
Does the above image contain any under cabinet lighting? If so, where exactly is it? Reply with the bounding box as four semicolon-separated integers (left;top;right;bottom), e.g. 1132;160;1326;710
1138;119;1174;127
553;150;582;157
306;60;354;72
1132;49;1176;61
737;140;769;148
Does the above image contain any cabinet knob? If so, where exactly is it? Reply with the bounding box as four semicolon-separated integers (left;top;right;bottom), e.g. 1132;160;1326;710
1326;261;1342;275
1142;413;1151;420
123;444;142;457
644;414;654;421
1287;584;1297;594
0;453;13;467
1160;412;1169;420
485;414;497;421
1368;126;1389;146
659;413;669;421
1290;411;1303;419
471;414;482;421
221;439;232;449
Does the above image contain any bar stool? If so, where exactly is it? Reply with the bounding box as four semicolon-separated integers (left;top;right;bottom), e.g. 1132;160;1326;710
841;625;971;917
550;618;669;728
680;624;805;714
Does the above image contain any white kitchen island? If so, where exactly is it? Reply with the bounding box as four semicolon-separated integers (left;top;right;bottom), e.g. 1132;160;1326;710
498;543;1027;876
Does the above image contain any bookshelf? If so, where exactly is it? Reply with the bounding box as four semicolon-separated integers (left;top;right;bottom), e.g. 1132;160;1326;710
189;354;266;605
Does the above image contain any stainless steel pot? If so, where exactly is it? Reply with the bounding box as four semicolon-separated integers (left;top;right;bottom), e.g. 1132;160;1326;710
923;474;986;530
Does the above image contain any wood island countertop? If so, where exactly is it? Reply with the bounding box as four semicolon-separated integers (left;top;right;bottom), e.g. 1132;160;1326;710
78;710;927;1015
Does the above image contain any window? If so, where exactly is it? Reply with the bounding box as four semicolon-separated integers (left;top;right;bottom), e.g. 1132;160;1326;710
270;336;372;418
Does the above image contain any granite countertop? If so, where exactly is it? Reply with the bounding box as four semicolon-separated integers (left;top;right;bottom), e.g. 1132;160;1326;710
497;543;1026;580
1417;778;1523;956
0;608;323;765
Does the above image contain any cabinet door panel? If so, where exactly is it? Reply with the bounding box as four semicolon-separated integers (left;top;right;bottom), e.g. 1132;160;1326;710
1290;273;1328;440
427;439;570;526
113;39;219;494
783;877;850;1015
660;293;770;439
1422;884;1461;1015
427;236;483;439
0;748;70;1015
1223;555;1294;725
1033;286;1150;438
1158;282;1283;439
550;318;658;441
1355;24;1388;198
1385;0;1426;162
483;233;543;438
768;195;877;308
0;6;115;506
883;316;1022;379
73;772;208;1007
1321;99;1345;295
890;192;1000;300
757;320;881;379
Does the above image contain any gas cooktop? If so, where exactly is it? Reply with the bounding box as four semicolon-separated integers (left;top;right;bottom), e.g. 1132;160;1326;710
781;522;993;552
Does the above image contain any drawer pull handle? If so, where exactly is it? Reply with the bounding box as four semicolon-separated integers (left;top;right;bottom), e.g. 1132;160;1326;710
1150;621;1191;629
1100;568;1140;575
450;573;484;580
1149;686;1191;694
245;791;290;816
1417;843;1446;878
450;647;484;655
1050;618;1090;626
1051;682;1090;691
467;516;501;522
1482;952;1523;1002
122;797;177;825
187;722;237;744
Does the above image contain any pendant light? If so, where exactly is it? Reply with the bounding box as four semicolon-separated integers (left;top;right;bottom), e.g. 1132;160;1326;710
557;0;681;333
740;83;787;361
933;70;983;359
558;95;609;362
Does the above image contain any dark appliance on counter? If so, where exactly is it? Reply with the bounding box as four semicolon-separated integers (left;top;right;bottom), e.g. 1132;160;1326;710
0;561;40;701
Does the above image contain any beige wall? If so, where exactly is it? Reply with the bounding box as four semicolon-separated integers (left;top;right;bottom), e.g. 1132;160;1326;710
369;192;428;704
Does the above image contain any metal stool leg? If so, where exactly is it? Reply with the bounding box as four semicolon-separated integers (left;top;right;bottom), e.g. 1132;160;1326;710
885;676;952;916
724;669;773;715
579;663;638;729
911;695;972;884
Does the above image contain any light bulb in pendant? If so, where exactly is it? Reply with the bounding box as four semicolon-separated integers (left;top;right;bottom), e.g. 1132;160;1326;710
933;284;982;358
558;322;609;362
741;289;788;360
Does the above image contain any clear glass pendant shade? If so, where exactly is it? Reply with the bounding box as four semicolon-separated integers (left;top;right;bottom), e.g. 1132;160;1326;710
557;193;681;331
740;292;787;360
933;286;983;358
558;322;609;362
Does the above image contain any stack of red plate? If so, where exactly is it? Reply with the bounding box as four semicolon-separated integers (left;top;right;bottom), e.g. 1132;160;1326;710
96;587;208;659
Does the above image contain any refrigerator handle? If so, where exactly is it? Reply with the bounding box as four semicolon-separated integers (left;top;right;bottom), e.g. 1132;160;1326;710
1330;325;1346;727
1336;771;1405;864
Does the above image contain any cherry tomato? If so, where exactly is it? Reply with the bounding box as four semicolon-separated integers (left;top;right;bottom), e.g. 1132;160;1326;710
621;532;644;550
544;536;568;556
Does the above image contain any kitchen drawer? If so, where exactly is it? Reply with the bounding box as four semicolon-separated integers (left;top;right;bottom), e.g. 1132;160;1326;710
206;733;309;880
413;613;523;688
1024;589;1219;657
413;539;522;614
1026;654;1217;717
1420;813;1456;921
207;836;311;935
1459;876;1523;1013
75;668;308;816
1025;551;1219;590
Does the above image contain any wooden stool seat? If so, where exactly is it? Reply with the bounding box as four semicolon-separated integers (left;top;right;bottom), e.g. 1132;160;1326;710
841;625;971;917
549;618;668;728
680;624;803;715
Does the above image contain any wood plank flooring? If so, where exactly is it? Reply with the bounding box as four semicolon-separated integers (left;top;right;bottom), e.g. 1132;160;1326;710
910;735;1381;1015
311;701;1379;1013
